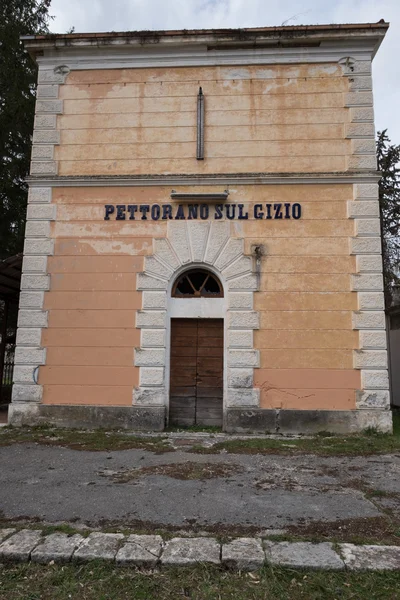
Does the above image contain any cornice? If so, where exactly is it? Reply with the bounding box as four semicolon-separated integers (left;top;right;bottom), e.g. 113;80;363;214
27;172;381;188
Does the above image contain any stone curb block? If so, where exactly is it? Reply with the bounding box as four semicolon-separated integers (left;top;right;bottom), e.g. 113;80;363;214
264;541;345;570
1;529;400;571
340;544;400;571
161;537;221;566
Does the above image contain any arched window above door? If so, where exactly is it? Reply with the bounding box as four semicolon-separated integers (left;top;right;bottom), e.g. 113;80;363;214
172;269;224;298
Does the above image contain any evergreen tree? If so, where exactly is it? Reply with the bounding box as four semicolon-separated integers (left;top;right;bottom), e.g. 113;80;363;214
376;130;400;308
0;0;52;260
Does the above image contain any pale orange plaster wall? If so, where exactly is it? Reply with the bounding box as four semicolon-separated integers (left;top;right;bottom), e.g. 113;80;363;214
41;182;359;410
55;63;351;176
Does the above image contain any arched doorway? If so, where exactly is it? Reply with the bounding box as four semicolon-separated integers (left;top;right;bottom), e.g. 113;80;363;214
169;268;224;427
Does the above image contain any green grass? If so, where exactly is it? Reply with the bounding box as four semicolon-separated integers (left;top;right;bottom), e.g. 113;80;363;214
0;562;399;600
0;411;399;457
0;426;173;453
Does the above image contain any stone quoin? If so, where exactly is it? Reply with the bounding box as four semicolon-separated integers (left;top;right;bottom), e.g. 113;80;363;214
9;21;392;433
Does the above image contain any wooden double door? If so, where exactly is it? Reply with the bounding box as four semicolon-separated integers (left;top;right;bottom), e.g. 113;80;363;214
169;318;223;427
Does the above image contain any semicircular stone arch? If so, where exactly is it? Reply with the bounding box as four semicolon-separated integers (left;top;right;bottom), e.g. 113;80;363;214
133;221;260;419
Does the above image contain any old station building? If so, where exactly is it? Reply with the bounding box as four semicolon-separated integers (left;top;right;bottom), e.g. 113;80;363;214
9;22;392;433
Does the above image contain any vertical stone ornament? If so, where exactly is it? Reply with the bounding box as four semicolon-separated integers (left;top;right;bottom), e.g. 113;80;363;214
196;87;205;160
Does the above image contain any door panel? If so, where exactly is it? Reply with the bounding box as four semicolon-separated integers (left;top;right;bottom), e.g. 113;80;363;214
169;318;223;427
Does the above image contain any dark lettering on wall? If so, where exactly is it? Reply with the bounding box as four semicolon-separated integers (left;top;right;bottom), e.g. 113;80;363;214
104;202;303;221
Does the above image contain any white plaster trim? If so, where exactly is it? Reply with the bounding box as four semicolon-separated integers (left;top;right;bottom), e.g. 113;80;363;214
350;181;390;409
12;186;54;405
133;221;260;417
27;173;381;188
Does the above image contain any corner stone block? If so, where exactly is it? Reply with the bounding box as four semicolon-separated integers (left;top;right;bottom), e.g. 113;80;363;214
355;219;381;236
36;84;59;99
228;292;253;310
133;387;167;406
348;155;377;171
26;204;57;221
347;201;379;219
358;292;385;310
25;221;51;238
11;384;43;403
228;311;259;330
22;255;48;273
353;349;388;369
142;291;167;309
345;92;373;106
356;255;383;273
356;390;390;409
345;122;375;138
228;368;254;388
19;292;45;309
134;348;165;367
24;238;54;256
30;161;58;176
350;237;381;255
136;310;166;329
38;69;68;84
31;145;54;160
31;533;84;564
227;329;253;348
264;541;344;570
34;114;57;129
349;107;374;122
139;367;165;386
228;349;259;368
348;76;372;91
20;274;50;291
116;535;163;568
28;187;52;203
161;537;220;566
359;330;387;349
351;273;383;292
353;311;385;330
0;529;42;562
340;544;400;570
222;538;265;571
361;370;389;390
14;346;46;366
35;99;63;114
73;533;124;563
15;327;42;347
354;183;379;200
226;388;260;407
13;366;37;384
351;139;376;155
141;329;166;347
33;129;61;145
18;309;48;328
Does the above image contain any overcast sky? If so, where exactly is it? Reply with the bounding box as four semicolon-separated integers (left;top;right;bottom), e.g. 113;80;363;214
49;0;399;144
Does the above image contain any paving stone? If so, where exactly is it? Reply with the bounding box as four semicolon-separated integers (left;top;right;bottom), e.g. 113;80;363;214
264;541;344;570
73;532;124;563
161;537;221;566
31;533;84;564
0;529;16;544
340;544;400;571
222;537;265;571
0;529;42;562
116;534;163;567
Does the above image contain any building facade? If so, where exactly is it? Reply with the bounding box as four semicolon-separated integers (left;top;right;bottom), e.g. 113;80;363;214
9;22;392;432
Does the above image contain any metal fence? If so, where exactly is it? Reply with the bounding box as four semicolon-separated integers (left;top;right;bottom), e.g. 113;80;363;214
1;345;15;404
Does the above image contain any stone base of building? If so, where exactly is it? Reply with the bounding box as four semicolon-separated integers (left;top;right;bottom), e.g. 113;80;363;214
224;408;393;434
7;403;166;431
7;404;393;434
